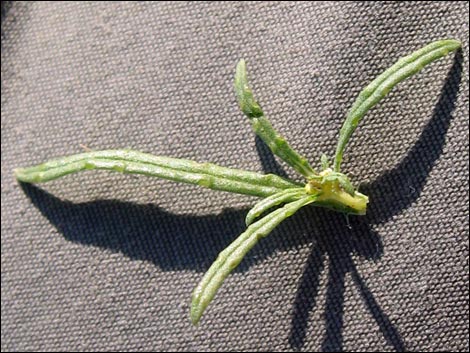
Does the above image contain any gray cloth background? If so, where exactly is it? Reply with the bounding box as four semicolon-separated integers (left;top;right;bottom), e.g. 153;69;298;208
1;2;469;351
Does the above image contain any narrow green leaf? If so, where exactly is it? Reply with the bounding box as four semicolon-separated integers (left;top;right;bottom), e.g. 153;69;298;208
190;195;317;324
14;150;301;198
334;39;461;171
235;60;316;178
234;59;264;118
337;175;355;196
321;154;329;170
245;187;306;226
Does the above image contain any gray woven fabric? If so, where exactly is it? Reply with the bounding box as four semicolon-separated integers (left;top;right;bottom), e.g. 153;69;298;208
1;2;469;351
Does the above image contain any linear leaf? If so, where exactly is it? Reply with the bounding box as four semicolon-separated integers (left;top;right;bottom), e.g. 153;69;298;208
245;188;306;226
14;150;301;198
235;59;316;178
334;39;461;171
191;195;317;324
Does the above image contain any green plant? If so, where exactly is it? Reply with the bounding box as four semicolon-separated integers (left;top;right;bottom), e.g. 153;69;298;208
14;39;461;324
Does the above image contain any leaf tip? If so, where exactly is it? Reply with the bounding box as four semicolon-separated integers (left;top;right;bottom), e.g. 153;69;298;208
320;154;329;170
234;58;263;118
13;167;32;183
245;216;253;227
190;285;205;325
190;307;202;326
445;39;461;51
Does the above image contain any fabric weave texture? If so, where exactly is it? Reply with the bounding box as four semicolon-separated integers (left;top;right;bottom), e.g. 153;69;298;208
1;2;469;351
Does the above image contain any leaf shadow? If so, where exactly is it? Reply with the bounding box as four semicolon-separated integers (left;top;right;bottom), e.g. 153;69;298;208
21;183;313;273
287;50;462;351
1;1;13;23
22;182;333;277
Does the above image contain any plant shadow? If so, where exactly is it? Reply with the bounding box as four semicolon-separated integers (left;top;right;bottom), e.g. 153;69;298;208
21;183;319;273
18;50;461;351
288;51;462;351
1;1;13;23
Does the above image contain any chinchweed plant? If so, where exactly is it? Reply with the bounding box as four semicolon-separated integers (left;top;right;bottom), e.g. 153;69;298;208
14;39;461;324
